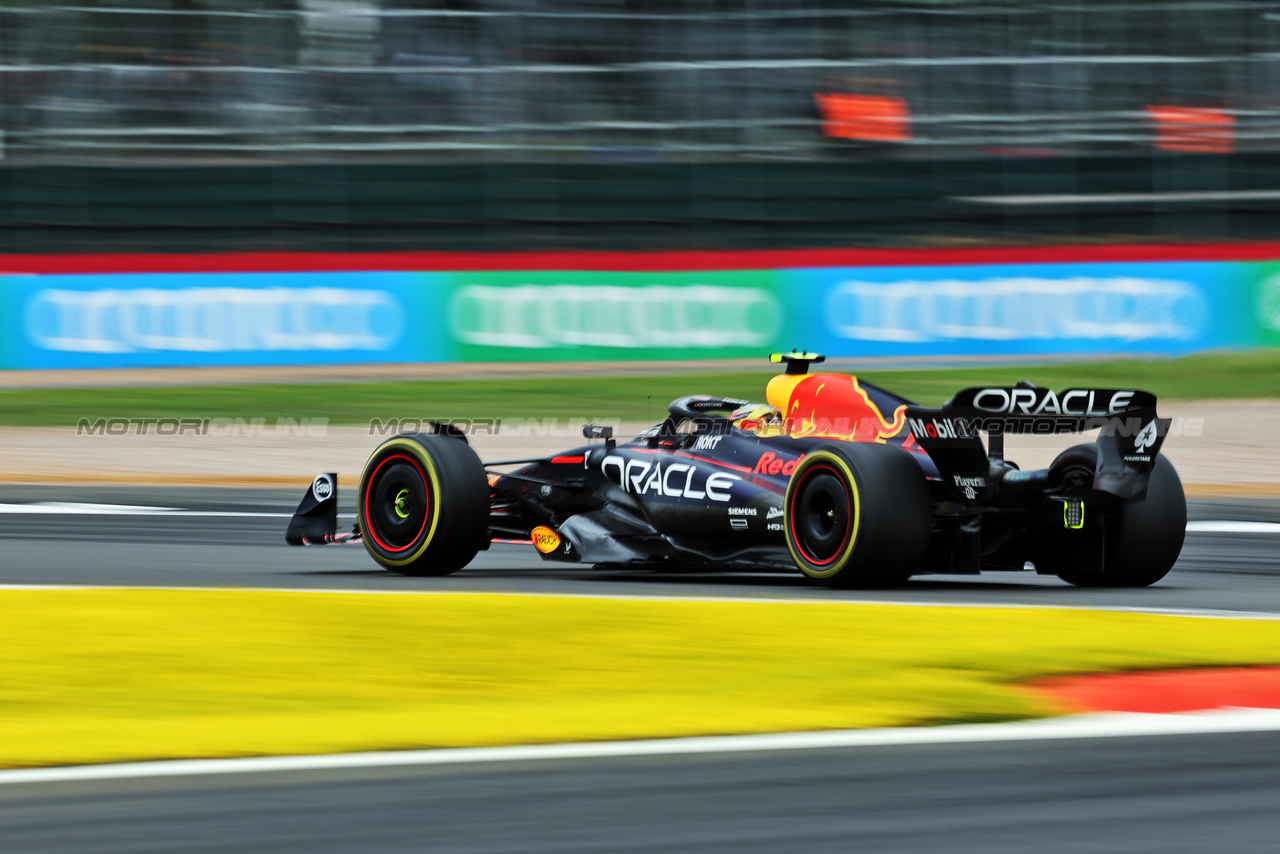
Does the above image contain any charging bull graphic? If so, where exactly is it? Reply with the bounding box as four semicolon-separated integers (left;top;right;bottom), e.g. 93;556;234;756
772;374;908;443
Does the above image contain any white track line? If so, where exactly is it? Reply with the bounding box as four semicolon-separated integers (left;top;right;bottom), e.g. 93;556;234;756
0;502;290;517
1186;520;1280;534
3;708;1280;786
0;502;362;518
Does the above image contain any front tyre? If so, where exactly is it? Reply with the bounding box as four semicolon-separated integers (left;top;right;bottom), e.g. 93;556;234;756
359;434;489;576
784;443;931;588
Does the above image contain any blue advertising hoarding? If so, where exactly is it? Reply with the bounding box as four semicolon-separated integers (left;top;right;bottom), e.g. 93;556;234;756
777;262;1252;358
2;271;451;369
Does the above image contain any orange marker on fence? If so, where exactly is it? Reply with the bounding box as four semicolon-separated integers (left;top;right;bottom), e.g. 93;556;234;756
814;94;912;142
1146;106;1235;153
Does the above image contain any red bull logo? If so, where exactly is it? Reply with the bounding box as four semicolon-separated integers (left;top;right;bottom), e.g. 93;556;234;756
781;374;908;443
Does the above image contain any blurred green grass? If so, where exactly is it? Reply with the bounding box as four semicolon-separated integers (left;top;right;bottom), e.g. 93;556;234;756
1;351;1277;427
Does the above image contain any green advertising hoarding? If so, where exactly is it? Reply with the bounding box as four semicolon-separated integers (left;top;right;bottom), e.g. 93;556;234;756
1245;262;1280;350
440;270;783;363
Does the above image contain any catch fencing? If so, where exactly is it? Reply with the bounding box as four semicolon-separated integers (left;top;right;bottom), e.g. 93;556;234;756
4;1;1280;162
6;2;1280;251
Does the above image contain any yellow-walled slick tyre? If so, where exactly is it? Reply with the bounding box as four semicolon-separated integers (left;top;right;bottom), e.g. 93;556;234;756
784;443;931;588
358;434;489;576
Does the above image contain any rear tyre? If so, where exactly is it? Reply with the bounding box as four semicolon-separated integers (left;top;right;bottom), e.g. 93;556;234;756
1053;445;1187;588
784;443;931;588
358;434;489;576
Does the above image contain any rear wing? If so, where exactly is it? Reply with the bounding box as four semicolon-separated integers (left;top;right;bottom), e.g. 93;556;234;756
905;387;1170;503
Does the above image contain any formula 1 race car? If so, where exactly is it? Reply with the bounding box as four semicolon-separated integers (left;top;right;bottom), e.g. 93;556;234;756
287;352;1186;588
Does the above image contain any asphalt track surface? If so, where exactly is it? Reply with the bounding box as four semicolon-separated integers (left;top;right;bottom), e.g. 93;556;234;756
3;486;1280;853
3;732;1280;854
1;486;1278;613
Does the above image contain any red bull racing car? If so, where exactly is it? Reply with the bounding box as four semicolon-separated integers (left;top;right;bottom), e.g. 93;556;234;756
287;352;1186;588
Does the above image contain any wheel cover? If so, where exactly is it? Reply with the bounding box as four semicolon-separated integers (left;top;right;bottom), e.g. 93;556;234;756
789;464;854;566
364;454;431;553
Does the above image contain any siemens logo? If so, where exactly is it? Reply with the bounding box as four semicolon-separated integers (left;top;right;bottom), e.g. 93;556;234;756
24;287;403;354
825;276;1205;343
449;284;781;350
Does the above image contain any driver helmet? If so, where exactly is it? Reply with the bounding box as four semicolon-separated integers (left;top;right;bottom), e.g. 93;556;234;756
730;403;782;435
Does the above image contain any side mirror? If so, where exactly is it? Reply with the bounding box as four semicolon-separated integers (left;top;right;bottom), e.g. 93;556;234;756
583;423;616;450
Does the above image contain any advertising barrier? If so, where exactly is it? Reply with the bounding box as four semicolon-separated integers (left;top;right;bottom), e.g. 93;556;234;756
1;247;1278;369
445;271;781;362
0;272;449;369
778;262;1251;358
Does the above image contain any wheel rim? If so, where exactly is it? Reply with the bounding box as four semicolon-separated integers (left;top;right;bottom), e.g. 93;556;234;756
789;464;853;566
364;454;431;553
